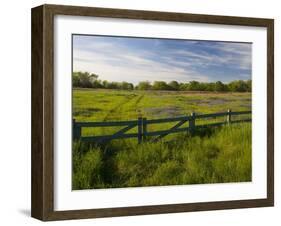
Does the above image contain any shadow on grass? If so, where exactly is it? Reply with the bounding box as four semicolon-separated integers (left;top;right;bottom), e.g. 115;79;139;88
83;125;219;152
73;124;243;189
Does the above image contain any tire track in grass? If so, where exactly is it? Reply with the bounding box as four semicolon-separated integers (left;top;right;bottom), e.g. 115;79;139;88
102;93;137;122
100;93;144;137
135;94;144;106
133;94;144;117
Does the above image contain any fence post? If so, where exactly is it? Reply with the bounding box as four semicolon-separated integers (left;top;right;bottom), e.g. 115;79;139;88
138;117;143;144
227;109;232;124
73;119;81;140
189;112;196;135
142;117;147;142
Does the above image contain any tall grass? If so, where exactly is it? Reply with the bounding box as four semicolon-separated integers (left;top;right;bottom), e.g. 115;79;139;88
72;123;251;189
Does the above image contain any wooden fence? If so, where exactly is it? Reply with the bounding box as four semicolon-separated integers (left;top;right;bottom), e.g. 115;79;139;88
73;109;251;143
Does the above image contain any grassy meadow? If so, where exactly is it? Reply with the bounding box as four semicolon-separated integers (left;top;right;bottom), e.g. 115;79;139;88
72;88;252;189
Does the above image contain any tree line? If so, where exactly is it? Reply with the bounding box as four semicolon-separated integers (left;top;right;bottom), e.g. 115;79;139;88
73;71;251;92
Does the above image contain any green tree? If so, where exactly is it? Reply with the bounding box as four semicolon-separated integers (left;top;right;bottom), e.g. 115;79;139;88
179;83;189;91
73;71;252;93
228;80;249;92
168;81;180;91
137;81;152;90
92;80;103;88
246;80;252;92
72;71;99;88
214;81;227;92
204;83;212;91
120;82;134;90
102;80;109;88
152;81;170;90
72;73;80;87
188;81;201;91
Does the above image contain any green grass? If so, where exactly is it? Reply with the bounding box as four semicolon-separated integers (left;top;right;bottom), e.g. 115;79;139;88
73;88;251;122
72;88;252;189
73;88;251;136
73;123;251;189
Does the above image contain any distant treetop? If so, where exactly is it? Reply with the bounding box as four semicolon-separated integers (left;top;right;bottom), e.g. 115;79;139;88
72;71;251;92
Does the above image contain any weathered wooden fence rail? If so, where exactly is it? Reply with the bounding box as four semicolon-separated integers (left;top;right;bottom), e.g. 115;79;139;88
73;109;251;143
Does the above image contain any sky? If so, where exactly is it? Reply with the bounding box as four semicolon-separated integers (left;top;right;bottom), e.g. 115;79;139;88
73;35;252;85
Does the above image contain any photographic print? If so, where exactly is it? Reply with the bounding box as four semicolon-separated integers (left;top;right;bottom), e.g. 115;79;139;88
72;35;252;190
32;4;273;220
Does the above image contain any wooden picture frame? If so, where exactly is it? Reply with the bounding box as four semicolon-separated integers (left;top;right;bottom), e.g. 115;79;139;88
31;4;274;221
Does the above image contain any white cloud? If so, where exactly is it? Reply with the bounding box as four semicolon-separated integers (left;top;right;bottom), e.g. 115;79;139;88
204;42;252;70
73;49;209;84
171;42;251;71
73;36;252;84
73;41;208;84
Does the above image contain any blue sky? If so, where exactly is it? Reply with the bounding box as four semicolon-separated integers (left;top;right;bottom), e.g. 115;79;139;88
73;35;252;85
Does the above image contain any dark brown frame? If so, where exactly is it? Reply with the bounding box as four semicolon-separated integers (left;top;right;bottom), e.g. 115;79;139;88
31;4;274;221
